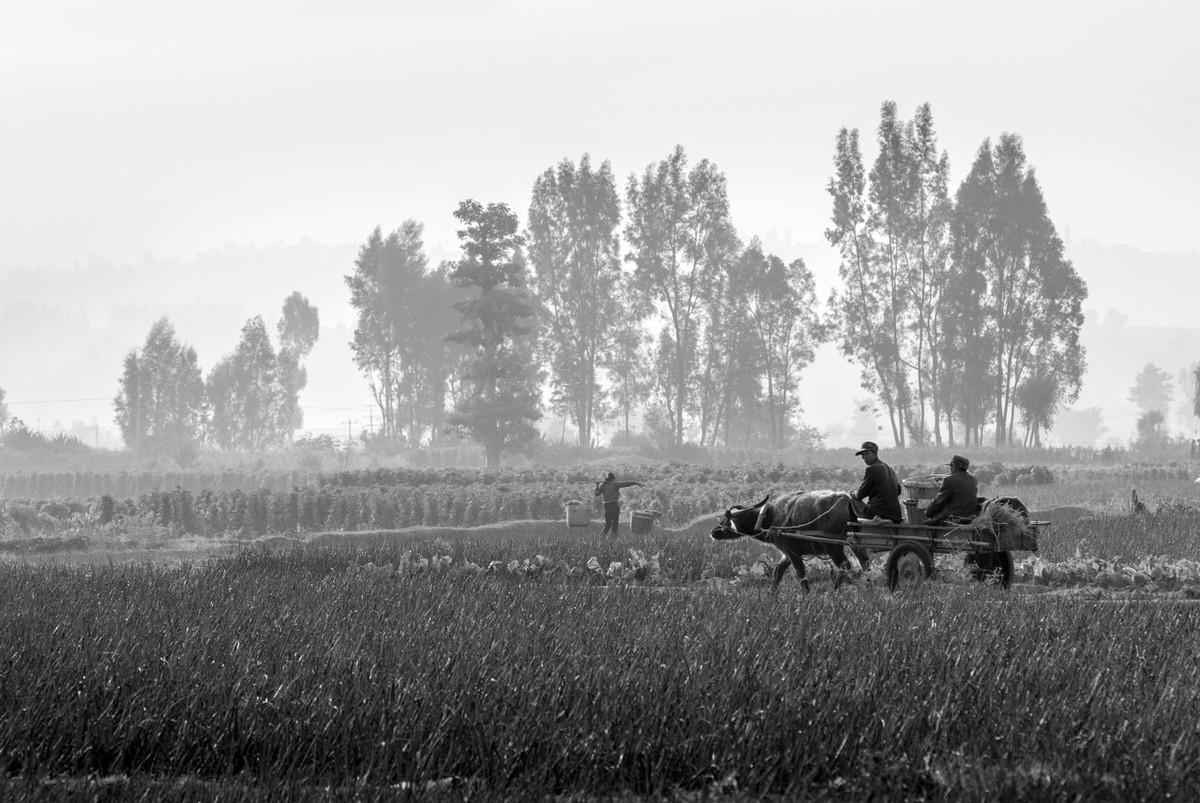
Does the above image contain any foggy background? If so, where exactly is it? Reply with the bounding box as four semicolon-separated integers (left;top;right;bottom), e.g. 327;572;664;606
3;0;1197;449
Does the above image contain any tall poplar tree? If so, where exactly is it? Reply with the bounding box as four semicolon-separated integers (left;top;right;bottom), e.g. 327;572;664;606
746;243;826;449
949;134;1087;445
346;221;456;444
527;154;622;449
826;126;906;447
205;316;288;450
624;145;739;447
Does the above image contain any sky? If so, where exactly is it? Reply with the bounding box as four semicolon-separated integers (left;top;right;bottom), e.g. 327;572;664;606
2;0;1198;445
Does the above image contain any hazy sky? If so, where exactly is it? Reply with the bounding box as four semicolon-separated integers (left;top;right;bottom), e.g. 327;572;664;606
4;0;1197;269
3;1;1198;445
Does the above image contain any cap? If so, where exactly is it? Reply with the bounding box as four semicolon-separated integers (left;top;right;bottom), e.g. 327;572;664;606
949;455;969;470
855;441;879;456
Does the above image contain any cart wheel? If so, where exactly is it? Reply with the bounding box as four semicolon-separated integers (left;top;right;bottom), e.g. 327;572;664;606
964;551;1015;589
887;542;934;591
964;552;990;582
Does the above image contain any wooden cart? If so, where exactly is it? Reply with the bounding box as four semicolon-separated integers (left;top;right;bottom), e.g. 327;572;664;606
766;518;1047;591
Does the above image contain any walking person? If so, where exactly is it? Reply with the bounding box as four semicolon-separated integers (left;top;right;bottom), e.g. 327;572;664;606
853;441;903;523
594;472;642;536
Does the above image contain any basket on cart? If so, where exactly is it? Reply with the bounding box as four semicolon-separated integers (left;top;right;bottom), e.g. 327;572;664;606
902;499;926;524
902;474;948;503
901;474;946;525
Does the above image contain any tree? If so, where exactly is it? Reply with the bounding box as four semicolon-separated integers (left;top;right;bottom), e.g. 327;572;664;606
113;318;204;453
744;242;826;449
0;385;7;433
942;141;996;447
346;222;459;445
1135;409;1168;448
278;292;320;358
276;292;320;437
1193;363;1200;420
1128;362;1173;414
446;200;543;467
696;238;758;447
828;102;953;448
1015;373;1060;447
950;134;1087;445
865;101;919;445
527;154;623;449
205;316;291;450
346;222;427;442
826;125;907;447
625;145;740;447
606;321;650;446
904;103;953;445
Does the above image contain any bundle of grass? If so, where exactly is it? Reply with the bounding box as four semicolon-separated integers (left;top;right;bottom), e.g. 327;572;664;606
971;499;1039;552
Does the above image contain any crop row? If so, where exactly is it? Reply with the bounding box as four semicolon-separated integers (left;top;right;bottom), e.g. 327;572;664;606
0;470;315;499
3;550;1199;798
345;548;1200;595
1;483;742;538
0;461;1081;503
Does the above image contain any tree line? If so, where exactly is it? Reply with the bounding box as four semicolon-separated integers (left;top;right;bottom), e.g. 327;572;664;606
86;101;1090;465
110;293;319;460
348;102;1088;464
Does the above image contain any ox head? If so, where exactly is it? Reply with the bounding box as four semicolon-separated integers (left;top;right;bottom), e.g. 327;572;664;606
710;495;770;540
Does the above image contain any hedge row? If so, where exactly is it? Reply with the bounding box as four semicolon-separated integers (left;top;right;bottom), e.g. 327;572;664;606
0;471;315;499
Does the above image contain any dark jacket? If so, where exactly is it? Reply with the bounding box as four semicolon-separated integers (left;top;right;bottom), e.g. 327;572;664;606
924;470;979;523
855;460;903;522
594;480;639;506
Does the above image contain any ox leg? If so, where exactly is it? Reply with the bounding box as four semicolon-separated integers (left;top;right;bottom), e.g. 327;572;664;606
852;547;872;573
829;547;854;590
791;558;809;593
771;559;791;591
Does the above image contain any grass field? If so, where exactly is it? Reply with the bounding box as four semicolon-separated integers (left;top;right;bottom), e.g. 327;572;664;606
3;545;1200;801
3;465;1200;800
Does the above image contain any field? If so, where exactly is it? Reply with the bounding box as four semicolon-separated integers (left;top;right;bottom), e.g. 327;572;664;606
2;459;1200;800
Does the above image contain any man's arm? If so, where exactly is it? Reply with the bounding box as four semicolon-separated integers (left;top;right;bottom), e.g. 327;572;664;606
616;481;641;489
924;480;952;520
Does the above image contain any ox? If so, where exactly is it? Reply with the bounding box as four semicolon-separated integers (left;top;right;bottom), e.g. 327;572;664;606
710;490;871;591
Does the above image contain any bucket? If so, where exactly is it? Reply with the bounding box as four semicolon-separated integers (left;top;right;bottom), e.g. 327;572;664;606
629;510;659;535
564;500;590;528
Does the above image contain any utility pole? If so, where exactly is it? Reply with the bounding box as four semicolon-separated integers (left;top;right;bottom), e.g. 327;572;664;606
343;418;354;443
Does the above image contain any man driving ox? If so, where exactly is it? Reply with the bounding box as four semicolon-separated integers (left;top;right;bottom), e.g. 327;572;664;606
853;441;903;523
924;455;980;525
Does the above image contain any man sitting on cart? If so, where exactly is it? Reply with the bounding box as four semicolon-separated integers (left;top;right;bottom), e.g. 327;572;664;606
924;455;979;525
853;441;903;523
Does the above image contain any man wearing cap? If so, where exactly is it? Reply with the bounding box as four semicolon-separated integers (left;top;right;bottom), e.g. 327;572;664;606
924;455;980;525
853;441;903;523
594;472;643;536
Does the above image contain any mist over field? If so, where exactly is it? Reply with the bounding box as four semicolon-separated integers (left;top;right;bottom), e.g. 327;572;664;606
2;1;1199;457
